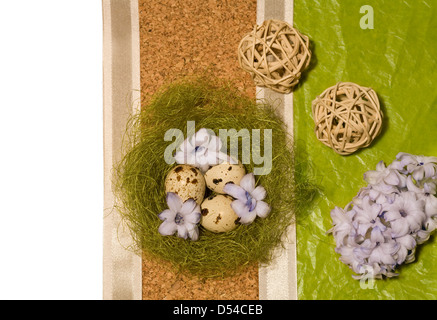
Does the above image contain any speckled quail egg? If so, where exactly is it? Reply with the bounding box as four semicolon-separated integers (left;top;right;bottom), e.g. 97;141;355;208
204;162;246;194
164;165;206;204
200;194;239;233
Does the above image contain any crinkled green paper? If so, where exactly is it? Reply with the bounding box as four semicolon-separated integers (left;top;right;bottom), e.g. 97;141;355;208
294;0;437;299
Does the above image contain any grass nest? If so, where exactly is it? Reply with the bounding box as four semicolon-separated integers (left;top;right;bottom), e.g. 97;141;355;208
113;76;317;277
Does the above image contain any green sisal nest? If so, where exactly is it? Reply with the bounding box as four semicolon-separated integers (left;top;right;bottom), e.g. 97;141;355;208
113;77;317;277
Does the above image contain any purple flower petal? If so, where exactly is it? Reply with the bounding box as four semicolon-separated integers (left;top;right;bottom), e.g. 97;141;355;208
204;150;221;165
185;211;201;224
363;170;381;185
231;199;257;225
412;167;424;182
177;225;188;239
396;234;416;250
238;210;257;225
231;199;250;216
158;220;177;236
330;206;349;225
194;128;211;146
395;246;408;264
406;176;421;193
188;226;199;241
424;194;437;218
376;160;386;171
223;183;246;201
251;186;267;201
388;160;405;172
424;182;436;195
384;210;401;221
240;173;255;193
424;163;436;179
174;150;186;164
255;200;271;218
417;229;431;244
158;209;175;221
353;240;374;261
179;198;197;216
205;135;222;154
356;222;372;237
384;171;400;186
178;139;192;153
337;246;357;265
381;241;400;256
396;152;410;161
166;192;183;213
369;245;397;265
389;219;410;237
370;226;385;243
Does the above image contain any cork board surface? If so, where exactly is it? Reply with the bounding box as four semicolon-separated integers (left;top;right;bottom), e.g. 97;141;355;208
138;0;259;299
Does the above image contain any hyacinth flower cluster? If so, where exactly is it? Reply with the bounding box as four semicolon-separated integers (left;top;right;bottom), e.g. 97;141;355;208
328;152;437;279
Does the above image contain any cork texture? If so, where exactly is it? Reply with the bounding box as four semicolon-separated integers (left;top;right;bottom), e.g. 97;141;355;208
139;0;259;299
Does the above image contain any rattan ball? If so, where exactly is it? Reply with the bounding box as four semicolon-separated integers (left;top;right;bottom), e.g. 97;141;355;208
312;82;383;156
238;19;311;94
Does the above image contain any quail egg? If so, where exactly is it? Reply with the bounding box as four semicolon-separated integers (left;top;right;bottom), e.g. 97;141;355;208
164;165;206;204
200;194;239;233
204;162;246;194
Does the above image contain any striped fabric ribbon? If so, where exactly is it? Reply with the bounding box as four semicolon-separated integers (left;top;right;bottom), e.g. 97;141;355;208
256;0;297;300
102;0;142;300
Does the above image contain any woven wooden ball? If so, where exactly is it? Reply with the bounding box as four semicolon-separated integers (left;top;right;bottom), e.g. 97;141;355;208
312;82;383;155
238;19;311;94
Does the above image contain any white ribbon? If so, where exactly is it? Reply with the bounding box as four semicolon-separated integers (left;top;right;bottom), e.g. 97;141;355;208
102;0;142;300
257;0;298;300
